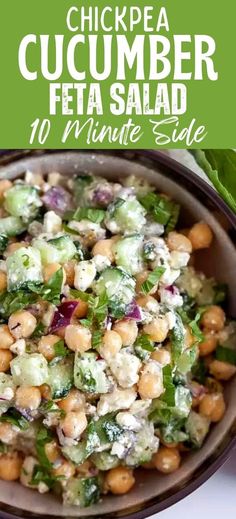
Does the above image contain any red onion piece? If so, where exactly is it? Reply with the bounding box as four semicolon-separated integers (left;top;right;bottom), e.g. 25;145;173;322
42;186;72;216
125;300;142;321
49;300;79;333
92;185;114;207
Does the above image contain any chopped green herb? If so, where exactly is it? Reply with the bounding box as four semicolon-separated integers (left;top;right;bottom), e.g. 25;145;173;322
73;207;105;224
0;290;37;319
161;365;176;406
0;234;8;254
134;334;155;352
139;192;180;232
0;408;29;430
215;345;236;365
31;322;46;339
27;268;63;305
141;267;165;294
192;358;208;384
53;339;69;359
92;330;103;350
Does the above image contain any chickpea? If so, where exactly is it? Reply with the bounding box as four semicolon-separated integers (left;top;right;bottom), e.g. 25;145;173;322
143;317;169;343
135;271;149;294
199;332;217;357
201;306;225;332
58;389;85;413
39;384;51;400
43;263;63;284
138;372;163;400
61;410;87;439
38;334;60;361
0;271;7;292
53;459;76;479
151;348;171;366
44;441;61;464
0;423;18;444
63;260;76;286
0;451;23;481
188;222;213;250
0;349;13;372
15;386;41;410
153;447;181;474
92;239;115;263
105;467;135;495
199;392;225;422
4;241;28;258
166;232;192;253
72;299;88;319
65;324;92;353
112;320;138;346
209;360;236;381
0;324;14;349
0;179;12;200
100;330;122;360
8;310;37;339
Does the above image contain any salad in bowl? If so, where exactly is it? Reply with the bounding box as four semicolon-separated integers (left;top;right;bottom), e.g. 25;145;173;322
0;168;234;509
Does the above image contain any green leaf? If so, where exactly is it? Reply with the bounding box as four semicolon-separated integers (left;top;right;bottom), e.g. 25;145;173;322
0;234;8;254
28;268;63;305
139;192;180;231
192;358;208;384
134;334;155;352
31;322;46;339
170;313;185;362
92;330;103;350
30;464;61;489
189;313;204;343
36;426;54;470
141;267;165;294
0;409;29;430
215;345;236;365
190;150;236;213
0;290;37;319
53;339;69;359
73;207;105;223
161;365;176;406
39;400;65;417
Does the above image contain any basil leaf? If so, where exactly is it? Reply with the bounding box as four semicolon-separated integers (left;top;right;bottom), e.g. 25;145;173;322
190;150;236;213
139;192;180;231
215;345;236;365
141;267;165;295
73;207;105;224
